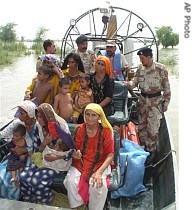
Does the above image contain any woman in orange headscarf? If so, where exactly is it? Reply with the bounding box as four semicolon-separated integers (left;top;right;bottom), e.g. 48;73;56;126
90;56;115;117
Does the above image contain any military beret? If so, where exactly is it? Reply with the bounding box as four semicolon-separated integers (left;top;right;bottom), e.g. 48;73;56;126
76;35;88;44
137;47;153;56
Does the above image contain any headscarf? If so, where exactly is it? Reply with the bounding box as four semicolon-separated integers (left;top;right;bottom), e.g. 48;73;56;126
84;103;113;133
95;55;112;77
18;100;37;118
36;103;76;149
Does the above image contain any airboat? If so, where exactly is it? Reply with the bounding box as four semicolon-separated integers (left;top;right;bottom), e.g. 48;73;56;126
0;4;178;210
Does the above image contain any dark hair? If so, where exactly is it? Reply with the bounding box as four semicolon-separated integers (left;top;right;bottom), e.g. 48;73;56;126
61;53;85;73
59;77;71;87
43;39;54;51
13;124;26;137
79;73;90;81
57;138;70;151
38;64;54;78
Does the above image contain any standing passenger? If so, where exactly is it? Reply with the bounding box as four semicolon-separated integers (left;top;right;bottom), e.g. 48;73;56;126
125;47;171;165
71;35;96;74
53;77;74;122
100;40;130;81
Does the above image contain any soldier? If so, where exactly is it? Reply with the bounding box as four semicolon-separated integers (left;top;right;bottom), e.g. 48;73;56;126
125;47;171;165
71;35;96;74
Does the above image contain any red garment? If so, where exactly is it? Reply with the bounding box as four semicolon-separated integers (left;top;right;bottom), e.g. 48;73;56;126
72;124;114;177
72;123;114;204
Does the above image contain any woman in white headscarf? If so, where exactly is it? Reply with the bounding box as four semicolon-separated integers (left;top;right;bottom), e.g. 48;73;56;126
64;103;114;210
0;100;39;200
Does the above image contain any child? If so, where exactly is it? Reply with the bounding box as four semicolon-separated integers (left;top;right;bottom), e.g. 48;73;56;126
31;137;73;172
24;63;54;106
53;77;74;122
72;73;94;123
6;124;28;183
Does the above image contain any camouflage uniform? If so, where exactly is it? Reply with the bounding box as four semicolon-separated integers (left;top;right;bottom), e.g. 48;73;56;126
71;49;95;74
128;61;171;152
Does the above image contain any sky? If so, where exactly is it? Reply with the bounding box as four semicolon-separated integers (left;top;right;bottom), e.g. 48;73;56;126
0;0;180;40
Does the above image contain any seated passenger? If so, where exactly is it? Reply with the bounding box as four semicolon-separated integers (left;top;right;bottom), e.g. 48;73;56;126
19;103;75;205
64;103;114;210
61;52;85;99
72;73;94;124
90;56;115;117
24;63;54;106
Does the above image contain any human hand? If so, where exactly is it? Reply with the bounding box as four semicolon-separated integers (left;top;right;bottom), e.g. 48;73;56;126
72;150;82;160
43;133;53;145
162;105;168;112
91;171;103;188
24;92;32;100
44;153;58;162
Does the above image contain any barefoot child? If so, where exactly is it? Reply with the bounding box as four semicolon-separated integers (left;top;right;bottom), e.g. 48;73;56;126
6;124;28;183
53;77;74;122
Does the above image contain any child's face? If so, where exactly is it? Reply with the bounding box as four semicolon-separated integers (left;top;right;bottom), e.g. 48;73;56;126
13;131;23;141
60;84;70;95
37;70;48;81
79;78;89;89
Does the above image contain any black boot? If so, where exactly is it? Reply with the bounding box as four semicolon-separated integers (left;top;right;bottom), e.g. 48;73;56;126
144;151;156;166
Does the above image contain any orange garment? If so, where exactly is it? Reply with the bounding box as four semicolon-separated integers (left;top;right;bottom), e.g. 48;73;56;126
76;87;93;108
95;56;113;77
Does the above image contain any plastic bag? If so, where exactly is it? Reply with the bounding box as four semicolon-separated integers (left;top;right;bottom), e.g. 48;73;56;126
111;138;149;199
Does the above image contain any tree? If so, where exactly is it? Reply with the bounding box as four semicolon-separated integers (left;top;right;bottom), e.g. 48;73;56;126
0;23;17;42
155;26;179;48
31;27;48;54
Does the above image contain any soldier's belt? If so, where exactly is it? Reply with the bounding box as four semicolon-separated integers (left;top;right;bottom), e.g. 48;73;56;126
141;91;161;98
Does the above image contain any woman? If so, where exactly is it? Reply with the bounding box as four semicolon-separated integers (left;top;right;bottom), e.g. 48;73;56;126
0;100;39;200
19;103;74;205
61;52;85;99
90;55;115;117
64;103;114;210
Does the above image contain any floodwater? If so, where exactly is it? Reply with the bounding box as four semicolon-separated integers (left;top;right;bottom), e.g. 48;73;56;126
0;54;179;164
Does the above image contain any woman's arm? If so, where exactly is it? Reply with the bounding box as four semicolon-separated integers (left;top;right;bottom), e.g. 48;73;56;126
38;133;53;152
91;153;114;188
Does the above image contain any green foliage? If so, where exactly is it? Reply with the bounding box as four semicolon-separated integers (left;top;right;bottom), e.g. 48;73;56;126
155;26;179;48
0;40;28;65
31;27;49;55
0;23;17;42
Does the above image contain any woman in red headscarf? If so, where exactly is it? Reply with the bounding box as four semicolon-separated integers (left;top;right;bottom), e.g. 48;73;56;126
90;56;115;117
